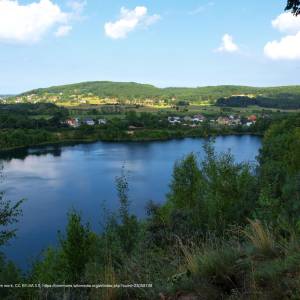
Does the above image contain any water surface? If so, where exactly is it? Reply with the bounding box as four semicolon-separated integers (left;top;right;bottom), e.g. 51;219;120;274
0;136;261;269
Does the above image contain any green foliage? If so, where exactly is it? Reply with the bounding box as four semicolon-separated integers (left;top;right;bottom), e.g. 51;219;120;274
217;94;300;109
168;153;203;210
166;143;257;235
19;81;300;106
201;143;258;233
256;115;300;229
0;129;56;150
286;0;300;15
2;113;300;299
59;211;96;283
0;103;68;129
0;191;23;247
193;245;245;293
31;247;66;283
115;170;139;254
0;254;22;299
244;219;277;258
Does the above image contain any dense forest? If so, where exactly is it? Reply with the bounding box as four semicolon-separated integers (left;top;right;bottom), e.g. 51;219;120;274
217;95;300;109
18;81;300;104
1;113;300;299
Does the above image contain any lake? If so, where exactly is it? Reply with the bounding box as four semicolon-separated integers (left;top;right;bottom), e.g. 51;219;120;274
0;135;261;269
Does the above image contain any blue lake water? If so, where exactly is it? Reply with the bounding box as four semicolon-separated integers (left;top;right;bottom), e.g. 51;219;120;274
0;135;261;269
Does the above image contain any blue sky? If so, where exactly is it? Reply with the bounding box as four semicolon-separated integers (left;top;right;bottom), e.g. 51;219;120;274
0;0;300;93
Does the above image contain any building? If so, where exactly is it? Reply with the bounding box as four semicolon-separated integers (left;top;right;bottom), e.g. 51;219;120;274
66;118;80;128
168;116;181;124
217;116;230;126
248;115;257;122
98;119;107;125
83;118;95;126
192;114;206;122
231;118;242;126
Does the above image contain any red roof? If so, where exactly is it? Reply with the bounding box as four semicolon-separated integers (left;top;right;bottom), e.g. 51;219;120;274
248;115;257;122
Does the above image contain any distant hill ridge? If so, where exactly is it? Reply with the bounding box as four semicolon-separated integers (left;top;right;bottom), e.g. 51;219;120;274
19;81;300;108
23;81;300;97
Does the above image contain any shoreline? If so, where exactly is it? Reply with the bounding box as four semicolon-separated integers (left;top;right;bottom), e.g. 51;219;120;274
0;131;263;154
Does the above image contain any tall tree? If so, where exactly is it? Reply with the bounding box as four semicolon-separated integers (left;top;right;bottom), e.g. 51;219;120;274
115;170;139;254
59;211;95;283
286;0;300;15
168;153;202;210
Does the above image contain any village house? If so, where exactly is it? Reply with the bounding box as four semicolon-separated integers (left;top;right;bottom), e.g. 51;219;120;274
248;115;257;122
66;118;80;128
244;115;257;127
217;116;231;126
83;118;95;126
231;118;242;126
98;119;107;125
168;116;181;124
192;114;206;122
228;115;242;126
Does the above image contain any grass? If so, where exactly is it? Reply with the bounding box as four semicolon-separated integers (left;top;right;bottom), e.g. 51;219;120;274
29;114;53;120
243;219;277;258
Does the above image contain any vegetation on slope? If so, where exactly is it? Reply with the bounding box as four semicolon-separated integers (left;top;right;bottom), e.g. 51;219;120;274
18;81;300;105
0;103;275;151
217;95;300;109
0;113;300;299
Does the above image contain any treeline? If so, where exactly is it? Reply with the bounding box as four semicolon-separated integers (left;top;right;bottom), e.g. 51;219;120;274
0;103;68;130
217;94;300;109
0;103;67;115
0;109;273;151
0;129;57;150
1;114;300;299
20;81;300;103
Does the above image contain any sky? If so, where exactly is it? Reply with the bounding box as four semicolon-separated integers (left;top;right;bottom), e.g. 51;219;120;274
1;0;300;93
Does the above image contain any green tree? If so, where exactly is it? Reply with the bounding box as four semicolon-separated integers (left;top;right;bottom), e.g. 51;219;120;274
59;211;95;283
168;153;203;210
115;170;139;254
286;0;300;15
201;143;257;233
256;115;300;229
166;143;257;235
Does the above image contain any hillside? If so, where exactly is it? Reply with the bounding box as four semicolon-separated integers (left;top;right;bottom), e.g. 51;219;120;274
11;81;300;108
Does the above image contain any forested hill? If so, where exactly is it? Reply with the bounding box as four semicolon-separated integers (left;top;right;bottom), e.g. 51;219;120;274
19;81;300;102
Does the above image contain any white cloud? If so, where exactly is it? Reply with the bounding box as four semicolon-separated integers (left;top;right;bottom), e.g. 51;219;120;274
264;32;300;60
189;2;214;15
104;6;160;39
0;0;85;43
216;34;239;53
0;0;68;43
55;25;72;37
67;0;86;19
264;12;300;60
272;12;300;33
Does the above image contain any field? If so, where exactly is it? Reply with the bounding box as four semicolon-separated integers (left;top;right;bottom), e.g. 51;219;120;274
55;102;300;120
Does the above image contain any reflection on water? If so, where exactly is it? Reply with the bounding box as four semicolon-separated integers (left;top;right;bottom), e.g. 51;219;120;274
0;136;261;269
0;146;62;160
